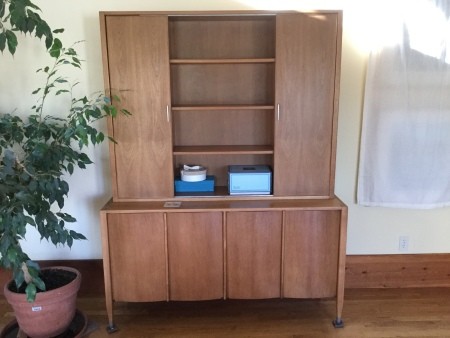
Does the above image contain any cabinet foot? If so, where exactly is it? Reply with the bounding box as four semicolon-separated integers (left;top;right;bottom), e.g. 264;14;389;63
332;318;344;328
106;324;119;334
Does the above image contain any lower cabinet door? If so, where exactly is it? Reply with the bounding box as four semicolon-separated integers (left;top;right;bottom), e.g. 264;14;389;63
107;213;167;302
167;212;224;300
226;211;283;299
283;210;340;298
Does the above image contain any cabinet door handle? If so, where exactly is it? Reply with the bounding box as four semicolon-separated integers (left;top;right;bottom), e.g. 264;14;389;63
277;104;280;121
166;105;170;122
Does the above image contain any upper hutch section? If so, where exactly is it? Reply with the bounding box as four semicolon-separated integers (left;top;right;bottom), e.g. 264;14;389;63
100;11;342;201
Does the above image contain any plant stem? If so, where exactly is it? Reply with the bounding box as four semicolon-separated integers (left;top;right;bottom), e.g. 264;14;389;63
21;262;32;284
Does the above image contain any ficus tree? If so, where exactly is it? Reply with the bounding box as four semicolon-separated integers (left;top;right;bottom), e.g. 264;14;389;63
0;0;129;301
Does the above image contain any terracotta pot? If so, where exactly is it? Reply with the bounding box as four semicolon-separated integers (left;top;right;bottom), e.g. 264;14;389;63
3;266;81;338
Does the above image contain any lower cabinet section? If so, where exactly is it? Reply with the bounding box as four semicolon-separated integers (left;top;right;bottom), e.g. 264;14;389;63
100;198;347;329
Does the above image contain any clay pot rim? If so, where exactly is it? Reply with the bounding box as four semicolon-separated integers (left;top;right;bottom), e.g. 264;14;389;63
3;266;81;302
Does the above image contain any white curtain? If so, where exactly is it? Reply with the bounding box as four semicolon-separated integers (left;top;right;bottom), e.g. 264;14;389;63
358;0;450;208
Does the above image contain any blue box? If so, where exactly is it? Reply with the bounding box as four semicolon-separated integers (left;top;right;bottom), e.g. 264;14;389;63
174;175;215;193
228;165;272;195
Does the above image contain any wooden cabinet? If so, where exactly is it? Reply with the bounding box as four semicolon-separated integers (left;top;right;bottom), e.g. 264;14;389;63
226;211;282;299
167;212;223;300
99;10;347;333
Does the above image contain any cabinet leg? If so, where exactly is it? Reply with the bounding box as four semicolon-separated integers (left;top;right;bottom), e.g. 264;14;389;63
106;323;119;333
335;291;345;328
105;290;116;333
332;317;344;328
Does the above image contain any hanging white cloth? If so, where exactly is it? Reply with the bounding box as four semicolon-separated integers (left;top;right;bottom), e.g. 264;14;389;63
357;0;450;208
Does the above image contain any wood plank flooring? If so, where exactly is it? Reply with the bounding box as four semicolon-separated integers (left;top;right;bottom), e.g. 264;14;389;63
2;288;450;337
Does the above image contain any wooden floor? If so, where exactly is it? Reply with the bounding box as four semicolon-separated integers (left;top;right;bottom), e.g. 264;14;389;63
2;288;450;337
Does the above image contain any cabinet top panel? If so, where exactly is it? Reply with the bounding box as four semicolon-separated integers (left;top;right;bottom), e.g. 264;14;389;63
99;10;342;16
101;197;347;213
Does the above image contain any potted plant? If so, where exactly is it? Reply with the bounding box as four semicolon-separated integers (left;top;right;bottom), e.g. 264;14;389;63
0;0;128;336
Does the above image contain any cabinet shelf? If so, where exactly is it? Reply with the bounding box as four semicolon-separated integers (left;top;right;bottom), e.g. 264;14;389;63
172;105;275;111
174;186;273;198
173;145;274;155
170;58;275;64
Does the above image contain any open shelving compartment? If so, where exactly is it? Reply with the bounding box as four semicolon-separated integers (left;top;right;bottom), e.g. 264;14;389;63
169;15;276;197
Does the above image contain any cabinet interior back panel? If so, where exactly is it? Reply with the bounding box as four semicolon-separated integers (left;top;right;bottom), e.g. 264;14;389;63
169;16;275;59
171;64;274;106
173;110;273;146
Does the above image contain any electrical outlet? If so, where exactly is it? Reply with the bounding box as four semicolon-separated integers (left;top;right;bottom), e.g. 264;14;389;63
399;236;409;252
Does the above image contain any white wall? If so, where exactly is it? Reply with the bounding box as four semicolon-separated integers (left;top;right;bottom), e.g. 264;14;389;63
1;0;450;260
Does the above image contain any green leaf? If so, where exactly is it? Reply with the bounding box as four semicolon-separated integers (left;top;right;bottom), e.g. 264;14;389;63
7;247;18;262
53;28;64;34
25;1;41;11
121;109;132;116
102;104;111;116
110;105;118;118
49;37;62;58
28;179;37;192
26;19;36;34
33;276;46;291
78;153;92;164
0;1;5;18
67;236;73;248
0;32;6;53
70;230;86;240
5;30;18;55
27;266;40;279
45;34;53;50
60;180;69;194
14;271;25;291
50;232;58;245
56;213;76;223
26;261;41;272
71;62;81;69
67;162;74;175
96;132;105;143
55;89;69;96
56;194;64;209
108;136;118;144
25;216;35;226
25;283;37;303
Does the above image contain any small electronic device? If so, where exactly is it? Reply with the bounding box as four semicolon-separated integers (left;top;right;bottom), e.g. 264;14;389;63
228;165;272;195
